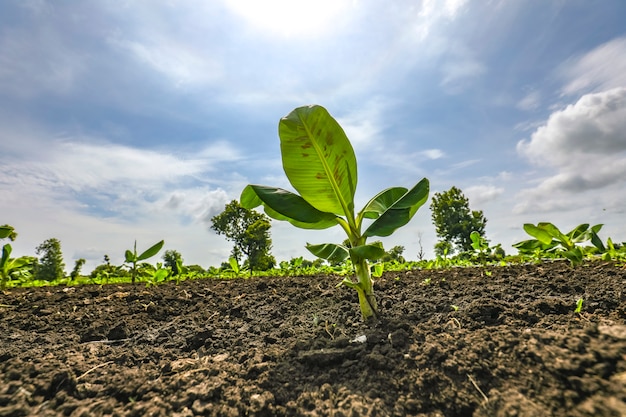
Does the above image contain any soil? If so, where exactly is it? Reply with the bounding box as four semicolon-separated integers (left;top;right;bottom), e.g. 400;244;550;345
1;261;626;417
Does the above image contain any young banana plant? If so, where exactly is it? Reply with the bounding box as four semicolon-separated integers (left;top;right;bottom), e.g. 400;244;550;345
125;240;165;284
241;105;429;321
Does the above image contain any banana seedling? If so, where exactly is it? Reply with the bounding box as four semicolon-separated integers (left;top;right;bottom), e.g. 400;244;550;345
241;105;429;321
124;240;165;284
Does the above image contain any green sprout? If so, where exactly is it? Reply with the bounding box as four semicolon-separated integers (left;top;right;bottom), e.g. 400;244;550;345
241;105;429;321
575;298;584;314
124;240;165;284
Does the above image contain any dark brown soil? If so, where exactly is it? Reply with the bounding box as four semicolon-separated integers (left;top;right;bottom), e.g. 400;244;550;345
1;261;626;416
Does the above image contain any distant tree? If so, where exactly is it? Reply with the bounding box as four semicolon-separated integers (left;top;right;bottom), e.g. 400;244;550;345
90;264;128;280
186;264;206;275
211;200;275;271
434;240;454;258
163;250;183;275
242;215;275;270
89;255;128;281
35;238;65;281
70;258;86;280
430;186;487;255
381;245;406;263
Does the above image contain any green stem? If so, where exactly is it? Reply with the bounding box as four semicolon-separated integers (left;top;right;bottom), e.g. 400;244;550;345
348;257;378;322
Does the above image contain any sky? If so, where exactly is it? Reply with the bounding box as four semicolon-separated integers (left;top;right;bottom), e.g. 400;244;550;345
1;0;626;273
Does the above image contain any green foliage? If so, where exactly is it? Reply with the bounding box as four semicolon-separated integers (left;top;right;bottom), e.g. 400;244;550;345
434;240;453;259
89;254;125;284
124;240;165;284
163;250;184;276
0;225;17;241
381;245;406;263
1;244;32;290
227;256;246;275
371;262;384;278
277;257;325;277
90;263;128;284
593;237;626;262
468;231;505;264
35;238;66;281
211;200;275;271
241;104;429;321
186;264;206;274
513;222;602;266
142;262;171;287
70;258;86;281
430;186;487;255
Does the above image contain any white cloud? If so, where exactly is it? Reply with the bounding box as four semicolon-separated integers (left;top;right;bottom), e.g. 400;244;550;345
0;128;238;271
335;99;391;151
465;185;504;205
515;87;626;213
2;137;240;193
560;37;626;96
517;88;626;167
109;37;224;89
0;120;242;239
517;90;541;111
440;55;486;93
416;0;469;39
421;149;445;160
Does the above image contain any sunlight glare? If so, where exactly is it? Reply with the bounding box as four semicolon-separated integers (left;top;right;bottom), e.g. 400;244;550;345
225;0;353;38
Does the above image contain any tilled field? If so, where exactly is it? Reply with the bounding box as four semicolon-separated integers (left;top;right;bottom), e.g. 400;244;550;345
1;261;626;416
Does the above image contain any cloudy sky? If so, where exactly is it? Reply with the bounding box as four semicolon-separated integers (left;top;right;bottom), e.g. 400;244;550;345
1;0;626;273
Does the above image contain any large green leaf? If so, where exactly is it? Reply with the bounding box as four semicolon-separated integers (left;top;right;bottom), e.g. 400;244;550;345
512;239;555;253
523;223;555;245
538;223;569;245
306;243;349;263
137;240;164;262
8;257;30;270
363;178;429;238
590;231;605;252
567;223;589;241
279;105;357;217
240;185;338;230
1;244;11;268
360;187;408;220
349;242;386;261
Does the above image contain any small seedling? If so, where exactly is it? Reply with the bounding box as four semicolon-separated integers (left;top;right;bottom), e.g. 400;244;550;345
325;321;338;340
124;240;165;284
143;263;171;287
575;298;584;314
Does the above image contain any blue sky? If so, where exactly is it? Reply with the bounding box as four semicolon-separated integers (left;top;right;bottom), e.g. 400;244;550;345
2;0;626;273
